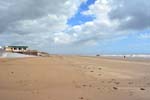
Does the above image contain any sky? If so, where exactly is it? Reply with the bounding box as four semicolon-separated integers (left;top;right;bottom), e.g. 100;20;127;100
0;0;150;55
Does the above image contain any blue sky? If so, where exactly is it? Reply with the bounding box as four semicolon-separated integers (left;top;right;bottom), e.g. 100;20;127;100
67;0;96;26
0;0;150;54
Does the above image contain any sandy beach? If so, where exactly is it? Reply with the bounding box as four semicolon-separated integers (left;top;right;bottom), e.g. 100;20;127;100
0;56;150;100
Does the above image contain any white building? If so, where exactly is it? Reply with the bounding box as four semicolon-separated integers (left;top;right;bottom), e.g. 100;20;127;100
4;46;28;53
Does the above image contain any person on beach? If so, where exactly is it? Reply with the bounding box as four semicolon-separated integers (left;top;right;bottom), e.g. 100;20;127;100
123;56;126;59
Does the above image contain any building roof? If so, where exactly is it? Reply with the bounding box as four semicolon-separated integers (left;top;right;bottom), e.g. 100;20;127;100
6;46;28;48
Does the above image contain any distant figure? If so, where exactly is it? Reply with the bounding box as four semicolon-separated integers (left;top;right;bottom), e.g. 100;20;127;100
96;54;100;57
123;56;126;59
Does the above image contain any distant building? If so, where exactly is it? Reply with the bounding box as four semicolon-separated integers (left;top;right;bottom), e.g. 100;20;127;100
4;46;28;53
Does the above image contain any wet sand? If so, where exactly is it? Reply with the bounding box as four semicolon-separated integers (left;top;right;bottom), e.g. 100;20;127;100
0;56;150;100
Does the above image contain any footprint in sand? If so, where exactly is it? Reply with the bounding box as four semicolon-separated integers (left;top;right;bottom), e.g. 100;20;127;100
79;97;89;100
97;88;100;90
89;84;92;87
11;72;14;74
81;84;92;88
114;82;120;85
113;87;118;90
90;71;94;72
82;84;87;87
79;97;84;99
98;68;102;70
140;88;145;90
147;83;150;85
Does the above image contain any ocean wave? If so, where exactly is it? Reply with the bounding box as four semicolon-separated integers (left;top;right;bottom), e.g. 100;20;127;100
101;54;150;58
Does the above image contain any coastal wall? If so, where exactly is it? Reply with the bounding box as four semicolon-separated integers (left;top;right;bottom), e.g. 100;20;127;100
0;50;35;58
0;49;4;57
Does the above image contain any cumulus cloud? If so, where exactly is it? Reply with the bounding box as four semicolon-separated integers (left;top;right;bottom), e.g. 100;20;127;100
66;0;150;45
0;0;86;33
66;0;119;44
0;0;150;54
108;0;150;30
0;0;86;50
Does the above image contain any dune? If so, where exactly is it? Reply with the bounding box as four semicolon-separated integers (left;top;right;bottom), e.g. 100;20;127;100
0;56;150;100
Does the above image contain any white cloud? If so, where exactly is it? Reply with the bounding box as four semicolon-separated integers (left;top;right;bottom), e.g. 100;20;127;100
0;0;86;49
64;0;150;46
139;33;150;39
0;0;150;54
53;32;75;44
65;0;119;45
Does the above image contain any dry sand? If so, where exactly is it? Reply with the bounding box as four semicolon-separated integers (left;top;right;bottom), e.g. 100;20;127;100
0;56;150;100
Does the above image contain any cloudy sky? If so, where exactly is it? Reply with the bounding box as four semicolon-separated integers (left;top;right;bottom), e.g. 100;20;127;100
0;0;150;55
